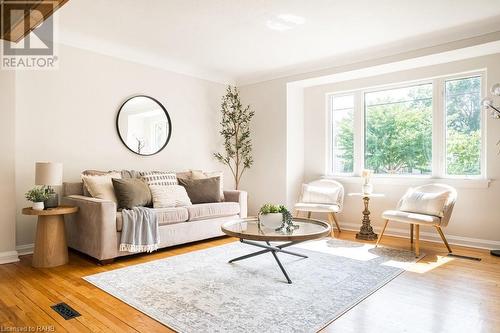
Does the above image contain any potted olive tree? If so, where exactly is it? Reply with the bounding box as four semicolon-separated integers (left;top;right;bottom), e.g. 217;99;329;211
214;86;254;190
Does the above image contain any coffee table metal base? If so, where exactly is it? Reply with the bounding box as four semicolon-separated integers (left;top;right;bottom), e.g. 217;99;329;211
229;239;308;284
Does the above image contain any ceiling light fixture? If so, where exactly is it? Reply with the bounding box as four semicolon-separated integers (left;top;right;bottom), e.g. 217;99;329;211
277;14;306;25
266;20;292;31
266;13;305;31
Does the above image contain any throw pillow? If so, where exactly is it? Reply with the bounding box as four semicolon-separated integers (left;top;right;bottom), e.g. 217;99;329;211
176;170;192;180
140;171;178;186
178;176;221;204
81;172;122;203
112;178;152;209
190;170;224;201
399;188;451;217
191;170;207;179
301;184;340;204
149;185;192;208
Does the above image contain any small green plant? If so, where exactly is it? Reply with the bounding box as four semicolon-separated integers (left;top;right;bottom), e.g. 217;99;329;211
25;186;50;202
259;203;284;215
259;203;299;232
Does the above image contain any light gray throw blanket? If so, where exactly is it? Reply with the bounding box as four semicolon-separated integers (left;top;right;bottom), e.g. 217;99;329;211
119;207;159;253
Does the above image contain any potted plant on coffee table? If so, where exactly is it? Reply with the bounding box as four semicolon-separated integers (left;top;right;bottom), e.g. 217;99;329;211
259;203;299;232
25;186;50;211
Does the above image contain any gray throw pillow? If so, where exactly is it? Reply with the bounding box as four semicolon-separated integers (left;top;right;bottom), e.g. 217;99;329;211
178;176;221;204
112;178;152;210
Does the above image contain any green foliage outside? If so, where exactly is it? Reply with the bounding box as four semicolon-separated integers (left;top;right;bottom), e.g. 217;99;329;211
445;77;481;175
334;77;481;176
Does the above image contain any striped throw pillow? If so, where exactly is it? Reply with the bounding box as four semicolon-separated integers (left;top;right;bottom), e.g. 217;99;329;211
140;171;178;186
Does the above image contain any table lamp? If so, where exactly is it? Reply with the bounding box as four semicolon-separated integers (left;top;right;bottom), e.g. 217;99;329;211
35;162;63;208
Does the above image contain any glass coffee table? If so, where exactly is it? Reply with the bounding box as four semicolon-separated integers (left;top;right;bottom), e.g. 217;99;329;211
221;217;331;284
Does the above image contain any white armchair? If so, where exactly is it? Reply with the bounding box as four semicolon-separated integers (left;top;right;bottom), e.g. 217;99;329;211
376;184;457;257
294;179;344;235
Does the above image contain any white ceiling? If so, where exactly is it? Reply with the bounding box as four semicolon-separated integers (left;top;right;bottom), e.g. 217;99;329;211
55;0;500;85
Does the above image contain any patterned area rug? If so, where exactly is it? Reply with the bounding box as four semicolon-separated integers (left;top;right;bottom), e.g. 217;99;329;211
84;238;419;333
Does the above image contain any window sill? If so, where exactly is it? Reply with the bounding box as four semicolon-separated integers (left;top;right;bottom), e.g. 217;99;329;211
323;175;491;189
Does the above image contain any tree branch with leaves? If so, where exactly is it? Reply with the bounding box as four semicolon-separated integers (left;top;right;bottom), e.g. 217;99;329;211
214;86;254;190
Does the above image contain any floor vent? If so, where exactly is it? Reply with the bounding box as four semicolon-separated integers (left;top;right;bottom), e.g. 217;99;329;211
51;302;81;320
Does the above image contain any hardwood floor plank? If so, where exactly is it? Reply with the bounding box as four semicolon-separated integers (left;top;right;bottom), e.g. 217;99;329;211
0;233;498;333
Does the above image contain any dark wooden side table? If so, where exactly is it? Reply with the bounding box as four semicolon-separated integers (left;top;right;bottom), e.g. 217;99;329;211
22;205;78;268
348;193;385;241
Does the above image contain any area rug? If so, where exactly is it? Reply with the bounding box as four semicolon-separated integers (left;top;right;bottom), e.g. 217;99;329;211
84;238;420;333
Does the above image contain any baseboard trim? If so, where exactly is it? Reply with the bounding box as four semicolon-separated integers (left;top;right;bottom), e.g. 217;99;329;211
16;243;34;256
339;221;500;250
0;250;20;264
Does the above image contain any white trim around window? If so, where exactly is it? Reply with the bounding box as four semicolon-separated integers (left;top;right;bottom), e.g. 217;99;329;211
326;70;489;186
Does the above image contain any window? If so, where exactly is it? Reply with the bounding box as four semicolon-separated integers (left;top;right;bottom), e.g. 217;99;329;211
445;76;482;176
331;95;354;174
365;84;432;175
328;73;484;178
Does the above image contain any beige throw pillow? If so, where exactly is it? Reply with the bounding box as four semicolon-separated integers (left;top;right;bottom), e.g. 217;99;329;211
301;184;340;204
190;170;224;200
399;188;451;217
82;172;122;203
149;185;192;208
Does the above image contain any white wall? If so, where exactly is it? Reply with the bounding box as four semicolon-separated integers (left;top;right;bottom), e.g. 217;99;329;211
14;44;228;247
240;47;500;249
303;54;500;245
286;84;305;208
239;79;288;214
0;71;19;263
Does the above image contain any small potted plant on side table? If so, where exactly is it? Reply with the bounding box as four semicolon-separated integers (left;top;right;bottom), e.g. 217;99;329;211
25;186;50;211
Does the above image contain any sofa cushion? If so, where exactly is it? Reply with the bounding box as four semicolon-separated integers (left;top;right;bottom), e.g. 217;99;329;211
140;171;178;186
112;178;152;209
382;210;441;225
186;202;240;221
82;172;122;203
82;170;138;196
189;170;225;201
149;185;192;208
116;207;189;231
178;176;221;204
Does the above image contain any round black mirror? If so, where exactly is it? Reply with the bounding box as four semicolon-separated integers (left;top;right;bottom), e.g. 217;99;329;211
116;95;172;156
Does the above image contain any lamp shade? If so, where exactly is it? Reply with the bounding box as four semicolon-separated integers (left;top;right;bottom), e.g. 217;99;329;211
35;162;63;186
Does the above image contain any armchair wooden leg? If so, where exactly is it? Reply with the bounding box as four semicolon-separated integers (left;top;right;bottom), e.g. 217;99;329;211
415;224;420;257
294;210;300;218
330;212;341;233
375;219;389;247
435;226;452;253
307;211;311;219
410;224;414;244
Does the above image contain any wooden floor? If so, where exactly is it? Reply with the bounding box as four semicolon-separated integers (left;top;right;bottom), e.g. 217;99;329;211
0;231;499;333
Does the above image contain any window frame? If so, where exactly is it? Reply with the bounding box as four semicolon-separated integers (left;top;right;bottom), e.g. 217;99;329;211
326;71;486;180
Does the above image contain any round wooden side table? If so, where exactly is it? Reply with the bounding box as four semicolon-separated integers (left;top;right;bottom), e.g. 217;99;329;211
22;205;78;268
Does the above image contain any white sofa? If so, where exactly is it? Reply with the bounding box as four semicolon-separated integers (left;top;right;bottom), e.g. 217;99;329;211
61;172;247;264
